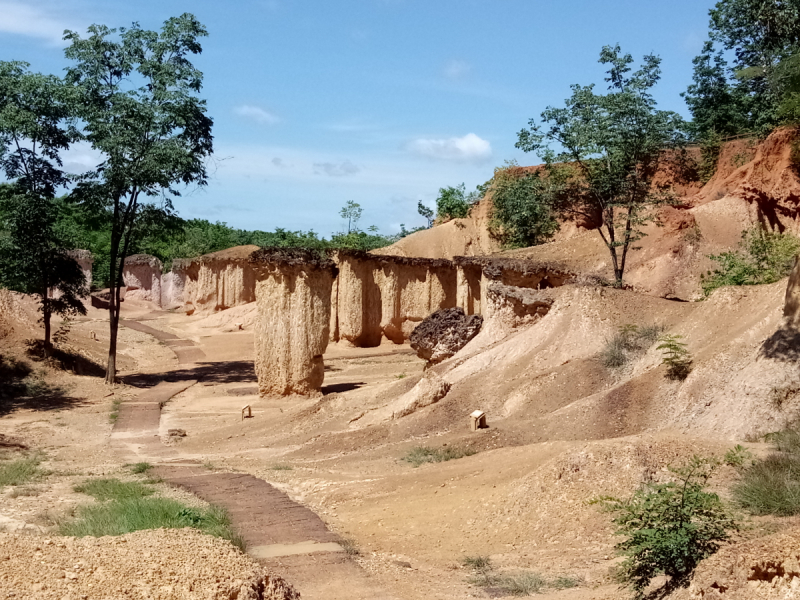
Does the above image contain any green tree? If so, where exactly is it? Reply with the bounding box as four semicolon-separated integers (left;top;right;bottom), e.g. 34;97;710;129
682;41;749;140
339;200;363;234
685;0;800;134
0;63;87;354
64;14;214;383
517;46;686;286
487;161;559;249
595;456;737;599
417;201;434;228
435;183;471;220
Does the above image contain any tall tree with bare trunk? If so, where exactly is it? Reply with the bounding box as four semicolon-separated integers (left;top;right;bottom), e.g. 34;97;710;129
64;14;214;383
0;62;87;355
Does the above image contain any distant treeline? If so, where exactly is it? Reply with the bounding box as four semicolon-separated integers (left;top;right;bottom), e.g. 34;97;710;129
0;190;402;289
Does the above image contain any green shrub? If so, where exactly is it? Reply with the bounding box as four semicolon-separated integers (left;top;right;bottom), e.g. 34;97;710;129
600;324;664;369
0;455;44;486
58;497;245;552
701;227;800;296
435;183;481;221
656;334;693;380
402;445;476;467
724;445;753;468
487;162;559;249
129;462;153;474
73;478;154;501
698;133;722;184
595;456;737;599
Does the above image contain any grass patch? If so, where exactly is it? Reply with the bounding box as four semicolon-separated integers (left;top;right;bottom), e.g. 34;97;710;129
461;556;581;596
57;497;246;552
7;485;44;498
733;423;800;516
600;324;663;369
129;462;153;474
73;478;154;501
109;398;122;424
733;453;800;516
0;455;45;486
270;464;293;471
402;445;477;467
339;537;360;556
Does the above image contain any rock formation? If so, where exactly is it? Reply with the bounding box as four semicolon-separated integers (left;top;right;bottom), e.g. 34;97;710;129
785;254;800;328
67;250;93;292
333;251;459;346
485;283;556;326
410;307;483;365
123;254;162;306
250;248;338;396
180;245;258;314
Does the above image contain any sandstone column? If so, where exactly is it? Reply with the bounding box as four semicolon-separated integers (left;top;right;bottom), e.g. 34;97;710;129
123;254;163;307
251;248;338;396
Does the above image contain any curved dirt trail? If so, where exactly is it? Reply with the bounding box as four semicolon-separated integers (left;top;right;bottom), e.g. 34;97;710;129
113;314;398;600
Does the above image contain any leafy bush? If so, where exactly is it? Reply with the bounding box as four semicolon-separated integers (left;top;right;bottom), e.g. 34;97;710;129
701;227;800;296
436;184;476;220
595;456;737;598
698;133;723;184
402;445;476;467
657;334;693;380
600;324;663;369
487;162;559;249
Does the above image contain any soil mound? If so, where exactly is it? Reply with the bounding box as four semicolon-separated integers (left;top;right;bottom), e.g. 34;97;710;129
667;526;800;599
0;529;299;599
377;198;500;259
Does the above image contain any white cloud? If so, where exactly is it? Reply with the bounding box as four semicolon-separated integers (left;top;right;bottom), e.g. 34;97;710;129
0;1;80;44
234;105;280;125
408;133;492;164
444;59;471;80
313;160;360;177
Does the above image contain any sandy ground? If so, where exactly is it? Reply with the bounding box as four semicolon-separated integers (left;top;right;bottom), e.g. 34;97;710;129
0;295;792;599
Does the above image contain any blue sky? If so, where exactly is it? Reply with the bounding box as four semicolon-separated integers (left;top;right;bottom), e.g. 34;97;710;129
1;0;717;236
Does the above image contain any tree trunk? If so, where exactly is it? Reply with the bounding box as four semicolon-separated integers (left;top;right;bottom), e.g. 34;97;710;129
43;298;52;358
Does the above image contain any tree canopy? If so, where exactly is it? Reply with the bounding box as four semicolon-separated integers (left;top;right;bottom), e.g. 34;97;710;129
517;46;686;285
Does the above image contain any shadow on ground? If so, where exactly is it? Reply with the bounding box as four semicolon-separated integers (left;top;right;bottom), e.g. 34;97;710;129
120;360;257;388
322;382;366;395
760;327;800;362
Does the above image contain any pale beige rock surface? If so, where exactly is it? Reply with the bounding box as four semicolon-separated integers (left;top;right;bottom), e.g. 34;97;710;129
251;249;336;396
785;254;800;328
123;254;163;307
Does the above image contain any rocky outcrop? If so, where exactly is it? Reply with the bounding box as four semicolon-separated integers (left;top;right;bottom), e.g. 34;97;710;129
181;245;259;314
67;250;93;292
486;283;556;326
410;307;483;365
250;248;338;396
329;251;574;347
123;254;162;306
350;371;452;427
785;254;800;328
333;251;458;346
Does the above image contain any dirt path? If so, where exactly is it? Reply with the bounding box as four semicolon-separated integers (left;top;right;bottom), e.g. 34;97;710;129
114;319;398;600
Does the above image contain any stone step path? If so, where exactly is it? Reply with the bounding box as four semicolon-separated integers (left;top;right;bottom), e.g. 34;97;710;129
113;321;398;600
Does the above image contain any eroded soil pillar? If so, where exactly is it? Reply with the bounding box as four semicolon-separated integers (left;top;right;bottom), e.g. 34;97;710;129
251;249;337;396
